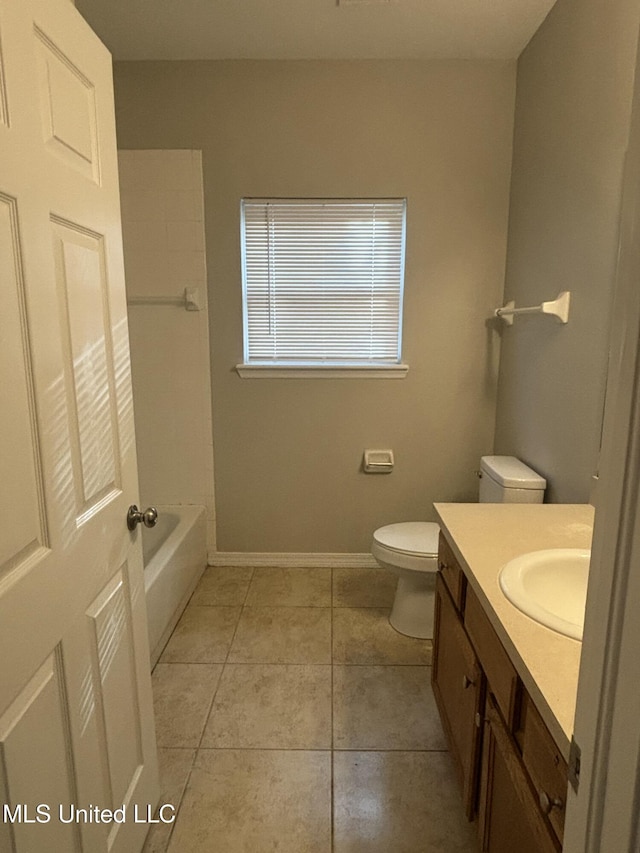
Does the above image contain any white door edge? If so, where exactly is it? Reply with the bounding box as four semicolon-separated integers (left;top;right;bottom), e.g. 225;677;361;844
563;17;640;852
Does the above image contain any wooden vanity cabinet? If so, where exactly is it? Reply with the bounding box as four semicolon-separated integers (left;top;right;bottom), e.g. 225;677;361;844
477;696;560;853
432;573;484;818
432;533;567;852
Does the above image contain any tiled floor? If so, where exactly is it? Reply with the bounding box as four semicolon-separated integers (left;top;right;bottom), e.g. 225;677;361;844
143;566;479;853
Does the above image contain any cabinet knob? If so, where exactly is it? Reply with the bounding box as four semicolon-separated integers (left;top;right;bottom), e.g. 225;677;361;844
539;791;563;815
462;674;475;689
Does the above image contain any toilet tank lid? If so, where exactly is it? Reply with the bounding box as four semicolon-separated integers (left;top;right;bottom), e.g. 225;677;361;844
480;455;546;490
372;522;440;556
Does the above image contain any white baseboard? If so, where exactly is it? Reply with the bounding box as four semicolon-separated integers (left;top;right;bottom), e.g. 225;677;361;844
207;551;378;568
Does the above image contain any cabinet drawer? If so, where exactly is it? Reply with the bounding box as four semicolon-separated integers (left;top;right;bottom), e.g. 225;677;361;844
464;585;518;727
519;693;568;844
438;532;466;612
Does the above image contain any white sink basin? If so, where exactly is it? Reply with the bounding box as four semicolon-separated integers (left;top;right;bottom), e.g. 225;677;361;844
498;549;591;640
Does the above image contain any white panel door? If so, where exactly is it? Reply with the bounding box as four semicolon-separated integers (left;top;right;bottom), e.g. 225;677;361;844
0;1;159;851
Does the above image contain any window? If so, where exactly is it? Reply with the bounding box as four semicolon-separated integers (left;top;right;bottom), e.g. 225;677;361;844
237;199;408;377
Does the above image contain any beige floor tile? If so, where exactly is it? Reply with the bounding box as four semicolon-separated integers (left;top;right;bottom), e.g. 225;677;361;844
160;606;241;663
152;663;222;747
333;751;479;852
333;665;447;750
333;608;432;665
245;567;332;606
333;568;397;608
142;748;195;853
190;566;253;606
167;750;332;853
228;606;332;663
201;664;332;749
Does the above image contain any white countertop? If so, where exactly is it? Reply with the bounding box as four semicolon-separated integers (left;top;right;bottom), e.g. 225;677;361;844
434;502;594;759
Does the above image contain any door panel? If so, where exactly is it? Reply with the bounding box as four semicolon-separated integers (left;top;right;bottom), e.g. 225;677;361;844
0;654;79;853
34;26;100;183
0;36;7;128
87;565;144;808
0;1;158;851
0;193;49;575
51;216;120;516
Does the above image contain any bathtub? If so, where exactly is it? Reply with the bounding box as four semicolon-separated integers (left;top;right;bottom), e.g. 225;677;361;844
142;504;207;668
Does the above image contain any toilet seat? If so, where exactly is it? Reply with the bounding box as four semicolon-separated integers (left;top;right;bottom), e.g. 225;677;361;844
372;522;439;558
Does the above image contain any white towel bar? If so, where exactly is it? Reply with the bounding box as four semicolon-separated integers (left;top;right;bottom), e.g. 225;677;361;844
127;287;201;312
495;291;570;325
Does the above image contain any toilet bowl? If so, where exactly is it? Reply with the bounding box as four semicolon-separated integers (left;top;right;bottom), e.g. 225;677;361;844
371;521;440;639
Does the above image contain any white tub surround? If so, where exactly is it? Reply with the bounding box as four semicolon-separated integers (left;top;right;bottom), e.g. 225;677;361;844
142;504;207;667
434;502;594;757
118;150;216;554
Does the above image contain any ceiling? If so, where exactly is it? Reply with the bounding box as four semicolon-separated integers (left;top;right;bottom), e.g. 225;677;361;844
75;0;558;62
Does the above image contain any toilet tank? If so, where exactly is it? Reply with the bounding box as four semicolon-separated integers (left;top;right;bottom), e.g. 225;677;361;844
479;455;546;504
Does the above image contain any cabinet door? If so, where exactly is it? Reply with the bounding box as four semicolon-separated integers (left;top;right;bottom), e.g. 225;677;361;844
438;531;467;610
478;697;560;853
518;693;568;846
432;573;484;818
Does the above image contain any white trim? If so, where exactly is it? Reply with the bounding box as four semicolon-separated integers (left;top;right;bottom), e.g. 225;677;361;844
235;363;409;379
207;551;379;568
563;22;640;851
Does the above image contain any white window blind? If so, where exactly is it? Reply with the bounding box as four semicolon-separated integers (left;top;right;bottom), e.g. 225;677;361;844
240;199;406;367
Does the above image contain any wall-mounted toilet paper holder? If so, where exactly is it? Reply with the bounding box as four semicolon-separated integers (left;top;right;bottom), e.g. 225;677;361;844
363;449;394;473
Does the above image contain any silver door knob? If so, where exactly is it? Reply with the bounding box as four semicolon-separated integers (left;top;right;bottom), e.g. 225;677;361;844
127;505;158;531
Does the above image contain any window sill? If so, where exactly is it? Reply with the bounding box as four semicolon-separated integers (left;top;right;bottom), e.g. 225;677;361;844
235;363;409;379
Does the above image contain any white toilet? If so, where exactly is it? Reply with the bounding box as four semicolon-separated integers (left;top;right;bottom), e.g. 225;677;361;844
371;455;546;639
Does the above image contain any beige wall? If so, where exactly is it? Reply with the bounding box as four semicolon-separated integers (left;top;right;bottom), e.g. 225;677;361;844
494;0;640;502
114;60;516;553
